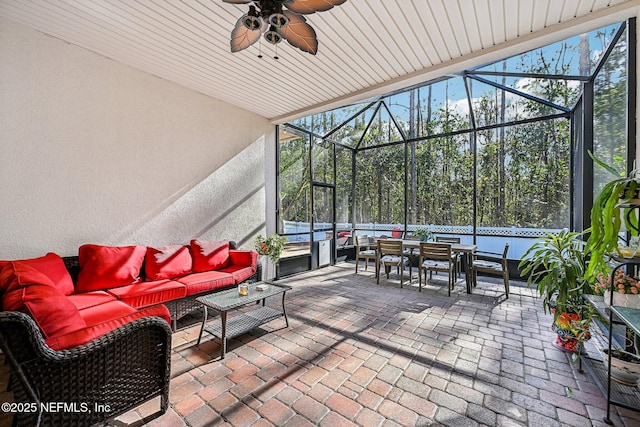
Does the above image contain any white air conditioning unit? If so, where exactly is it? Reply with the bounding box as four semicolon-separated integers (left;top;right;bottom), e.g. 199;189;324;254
318;239;330;267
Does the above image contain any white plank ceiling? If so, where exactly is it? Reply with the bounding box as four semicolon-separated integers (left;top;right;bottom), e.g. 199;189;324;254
1;0;638;123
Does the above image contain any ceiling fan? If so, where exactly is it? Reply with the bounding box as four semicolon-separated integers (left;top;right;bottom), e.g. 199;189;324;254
222;0;347;56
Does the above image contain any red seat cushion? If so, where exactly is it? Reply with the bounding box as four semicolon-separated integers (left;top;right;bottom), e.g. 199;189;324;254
0;253;74;296
77;299;139;326
107;280;187;308
67;291;117;310
47;302;170;351
76;244;147;293
190;240;230;272
219;265;256;284
174;270;234;296
145;245;192;280
1;262;85;339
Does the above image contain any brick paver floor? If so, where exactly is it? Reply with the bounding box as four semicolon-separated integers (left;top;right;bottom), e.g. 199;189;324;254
3;262;639;426
114;262;640;427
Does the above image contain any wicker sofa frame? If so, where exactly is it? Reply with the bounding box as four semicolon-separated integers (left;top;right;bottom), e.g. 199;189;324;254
0;311;171;427
0;242;259;425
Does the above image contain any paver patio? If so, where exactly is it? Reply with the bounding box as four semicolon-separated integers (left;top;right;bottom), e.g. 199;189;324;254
121;262;640;427
3;262;640;426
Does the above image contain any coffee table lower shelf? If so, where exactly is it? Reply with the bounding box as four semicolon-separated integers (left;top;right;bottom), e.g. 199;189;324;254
196;282;291;359
203;306;285;341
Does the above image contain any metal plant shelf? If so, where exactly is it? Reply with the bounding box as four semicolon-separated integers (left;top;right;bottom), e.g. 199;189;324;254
581;355;640;408
579;313;640;411
583;289;640;423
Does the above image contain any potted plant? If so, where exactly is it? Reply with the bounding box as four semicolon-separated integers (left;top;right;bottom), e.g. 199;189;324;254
411;229;435;242
601;312;640;385
584;151;640;281
519;229;594;355
255;233;287;264
595;269;640;384
602;347;640;385
255;234;287;280
595;270;640;309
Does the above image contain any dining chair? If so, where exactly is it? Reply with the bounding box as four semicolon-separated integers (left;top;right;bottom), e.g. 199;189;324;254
376;239;410;287
418;242;457;296
355;234;377;273
402;233;421;257
472;243;510;298
435;236;462;278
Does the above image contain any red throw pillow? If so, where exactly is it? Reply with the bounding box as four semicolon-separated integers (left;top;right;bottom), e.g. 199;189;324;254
145;245;192;280
2;261;85;339
76;244;146;293
190;240;230;272
0;253;73;296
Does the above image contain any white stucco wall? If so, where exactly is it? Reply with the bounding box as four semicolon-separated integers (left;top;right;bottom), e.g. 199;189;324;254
0;18;275;259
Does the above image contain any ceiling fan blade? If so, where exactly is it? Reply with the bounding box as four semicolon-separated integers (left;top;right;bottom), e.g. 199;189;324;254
279;11;318;55
222;0;253;4
230;17;262;53
285;0;347;14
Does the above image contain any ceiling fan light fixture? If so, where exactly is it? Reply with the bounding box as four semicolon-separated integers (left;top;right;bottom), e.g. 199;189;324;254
264;26;282;44
241;5;262;30
225;0;347;55
268;12;289;28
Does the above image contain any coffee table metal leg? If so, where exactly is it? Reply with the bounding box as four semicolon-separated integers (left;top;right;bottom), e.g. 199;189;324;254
197;305;208;345
281;292;289;328
220;311;227;359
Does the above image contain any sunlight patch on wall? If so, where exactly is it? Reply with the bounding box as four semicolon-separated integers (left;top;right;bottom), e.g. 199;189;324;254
112;136;266;249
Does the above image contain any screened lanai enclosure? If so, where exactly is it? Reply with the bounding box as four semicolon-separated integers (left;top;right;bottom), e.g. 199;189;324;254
275;19;635;278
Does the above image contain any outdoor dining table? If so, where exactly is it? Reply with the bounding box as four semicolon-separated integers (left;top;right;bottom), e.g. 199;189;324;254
389;239;478;294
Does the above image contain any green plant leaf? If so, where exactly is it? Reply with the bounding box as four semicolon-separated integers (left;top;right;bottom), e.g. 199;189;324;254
588;150;620;177
520;230;587;320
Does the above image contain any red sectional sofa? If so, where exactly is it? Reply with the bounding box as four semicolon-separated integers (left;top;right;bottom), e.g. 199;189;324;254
0;238;257;426
0;239;257;350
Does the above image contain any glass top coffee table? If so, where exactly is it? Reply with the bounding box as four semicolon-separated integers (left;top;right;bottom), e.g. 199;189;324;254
196;282;292;359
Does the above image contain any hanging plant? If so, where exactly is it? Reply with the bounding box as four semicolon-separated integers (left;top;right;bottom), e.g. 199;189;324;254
584;151;640;281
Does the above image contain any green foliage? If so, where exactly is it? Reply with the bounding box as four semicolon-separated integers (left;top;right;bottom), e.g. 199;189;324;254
584;151;640;281
255;234;287;265
593;29;629;196
278;25;626;237
278;136;311;226
519;230;592;317
519;230;596;353
411;229;434;241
